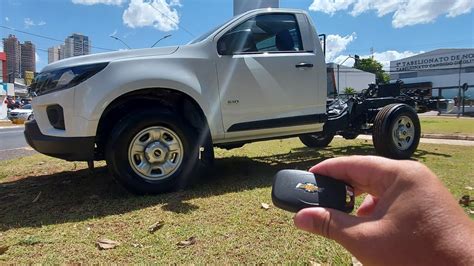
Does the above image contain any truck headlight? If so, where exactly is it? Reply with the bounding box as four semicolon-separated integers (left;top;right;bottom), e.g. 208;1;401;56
29;62;108;96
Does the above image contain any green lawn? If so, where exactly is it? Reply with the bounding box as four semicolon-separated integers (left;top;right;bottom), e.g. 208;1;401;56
420;117;474;135
0;138;473;264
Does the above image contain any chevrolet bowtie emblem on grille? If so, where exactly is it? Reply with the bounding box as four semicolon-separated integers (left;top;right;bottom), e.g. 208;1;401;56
296;182;323;193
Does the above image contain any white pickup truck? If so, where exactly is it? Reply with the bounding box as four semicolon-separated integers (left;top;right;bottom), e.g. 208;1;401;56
26;8;425;194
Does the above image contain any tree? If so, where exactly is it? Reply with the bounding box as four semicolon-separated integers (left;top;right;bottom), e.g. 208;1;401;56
343;87;357;94
354;57;390;84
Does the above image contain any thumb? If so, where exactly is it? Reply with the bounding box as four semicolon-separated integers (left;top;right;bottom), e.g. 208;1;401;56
294;207;365;244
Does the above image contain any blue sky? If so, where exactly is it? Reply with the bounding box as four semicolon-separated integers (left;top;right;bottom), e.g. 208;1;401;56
1;0;473;71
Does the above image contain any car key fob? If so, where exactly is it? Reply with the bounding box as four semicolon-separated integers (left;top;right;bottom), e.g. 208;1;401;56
272;170;354;213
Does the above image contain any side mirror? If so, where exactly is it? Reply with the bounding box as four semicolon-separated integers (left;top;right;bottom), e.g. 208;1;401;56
217;39;229;55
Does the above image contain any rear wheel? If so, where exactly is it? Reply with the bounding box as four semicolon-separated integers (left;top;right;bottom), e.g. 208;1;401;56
299;132;335;148
105;109;202;194
372;104;420;159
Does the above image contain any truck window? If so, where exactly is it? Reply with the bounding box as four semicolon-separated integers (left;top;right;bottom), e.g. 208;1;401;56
218;13;303;55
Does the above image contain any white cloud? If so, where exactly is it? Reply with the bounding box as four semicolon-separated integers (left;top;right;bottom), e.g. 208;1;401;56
5;17;9;22
326;32;357;62
71;0;126;6
35;52;40;63
24;18;35;28
309;0;355;15
309;0;474;28
122;0;182;32
24;18;46;28
334;50;422;70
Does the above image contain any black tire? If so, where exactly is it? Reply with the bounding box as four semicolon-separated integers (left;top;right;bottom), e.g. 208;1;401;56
372;104;420;159
27;114;34;121
299;132;335;148
105;108;206;194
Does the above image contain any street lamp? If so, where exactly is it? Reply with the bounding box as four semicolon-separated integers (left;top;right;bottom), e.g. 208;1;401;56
110;35;131;49
337;55;355;95
151;34;172;48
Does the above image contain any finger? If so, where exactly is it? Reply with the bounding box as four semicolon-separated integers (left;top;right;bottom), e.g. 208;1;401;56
309;156;401;196
294;207;366;245
356;194;379;217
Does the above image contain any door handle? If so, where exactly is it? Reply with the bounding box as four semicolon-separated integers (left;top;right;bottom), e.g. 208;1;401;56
295;63;314;68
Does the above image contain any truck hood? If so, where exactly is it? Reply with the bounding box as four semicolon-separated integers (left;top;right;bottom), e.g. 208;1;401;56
42;46;179;72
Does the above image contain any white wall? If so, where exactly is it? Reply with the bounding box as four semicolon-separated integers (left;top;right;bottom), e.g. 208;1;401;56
334;69;376;92
399;72;474;90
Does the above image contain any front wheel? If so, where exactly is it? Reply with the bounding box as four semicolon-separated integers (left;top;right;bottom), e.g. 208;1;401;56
372;104;421;159
105;109;201;194
299;132;335;148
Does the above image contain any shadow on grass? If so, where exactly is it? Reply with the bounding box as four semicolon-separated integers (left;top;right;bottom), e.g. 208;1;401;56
0;143;450;231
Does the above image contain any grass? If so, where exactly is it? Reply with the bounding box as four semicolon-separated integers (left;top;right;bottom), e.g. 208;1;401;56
0;138;473;264
420;117;474;135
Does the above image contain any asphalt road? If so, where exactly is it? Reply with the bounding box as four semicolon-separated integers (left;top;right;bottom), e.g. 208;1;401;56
0;125;37;161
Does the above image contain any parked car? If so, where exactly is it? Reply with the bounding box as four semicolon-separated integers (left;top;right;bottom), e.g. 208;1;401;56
8;104;34;122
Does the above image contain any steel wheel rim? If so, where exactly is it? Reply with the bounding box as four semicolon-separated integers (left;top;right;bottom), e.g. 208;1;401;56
128;126;184;181
391;115;415;151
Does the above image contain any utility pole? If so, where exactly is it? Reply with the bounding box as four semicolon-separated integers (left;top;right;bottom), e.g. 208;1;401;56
151;35;172;48
457;60;462;117
337;55;355;95
110;35;131;49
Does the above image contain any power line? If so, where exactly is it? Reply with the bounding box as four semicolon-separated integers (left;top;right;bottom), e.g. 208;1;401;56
0;25;116;52
148;4;195;38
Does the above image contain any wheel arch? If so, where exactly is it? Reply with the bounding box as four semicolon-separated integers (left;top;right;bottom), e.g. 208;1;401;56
94;87;211;160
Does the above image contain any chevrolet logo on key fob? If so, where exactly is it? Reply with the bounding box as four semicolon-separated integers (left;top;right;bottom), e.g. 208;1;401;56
272;170;354;213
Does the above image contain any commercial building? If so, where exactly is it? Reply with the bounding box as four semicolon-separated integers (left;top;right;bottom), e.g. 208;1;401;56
20;41;36;76
63;33;90;59
48;46;61;64
234;0;279;16
390;48;474;114
3;35;21;82
0;52;6;82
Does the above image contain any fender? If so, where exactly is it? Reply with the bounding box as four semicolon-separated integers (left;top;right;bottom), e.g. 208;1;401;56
74;56;224;138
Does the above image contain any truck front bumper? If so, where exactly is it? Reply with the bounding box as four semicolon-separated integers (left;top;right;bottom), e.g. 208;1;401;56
24;120;95;161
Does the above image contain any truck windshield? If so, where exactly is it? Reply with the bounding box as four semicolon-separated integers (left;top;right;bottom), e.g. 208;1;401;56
188;23;227;44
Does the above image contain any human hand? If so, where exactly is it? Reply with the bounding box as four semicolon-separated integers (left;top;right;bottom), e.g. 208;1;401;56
293;156;474;265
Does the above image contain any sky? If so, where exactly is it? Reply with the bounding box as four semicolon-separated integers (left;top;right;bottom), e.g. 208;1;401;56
0;0;473;72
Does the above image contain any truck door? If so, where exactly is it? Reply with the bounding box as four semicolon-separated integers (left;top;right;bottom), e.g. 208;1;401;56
215;13;327;140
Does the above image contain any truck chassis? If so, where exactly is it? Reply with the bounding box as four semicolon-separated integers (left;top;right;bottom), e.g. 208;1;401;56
303;81;440;159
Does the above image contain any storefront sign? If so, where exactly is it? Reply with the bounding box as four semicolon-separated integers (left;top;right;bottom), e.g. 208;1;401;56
391;50;474;72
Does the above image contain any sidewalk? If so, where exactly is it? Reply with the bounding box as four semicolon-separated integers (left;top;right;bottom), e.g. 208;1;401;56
354;135;474;146
421;133;474;141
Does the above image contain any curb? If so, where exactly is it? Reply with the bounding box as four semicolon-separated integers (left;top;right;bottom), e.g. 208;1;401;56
0;125;24;130
421;134;474;141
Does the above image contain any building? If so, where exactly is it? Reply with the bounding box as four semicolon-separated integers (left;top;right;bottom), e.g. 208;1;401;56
0;52;6;82
20;41;36;76
326;63;376;96
390;48;474;114
63;33;90;59
3;35;21;82
234;0;279;16
48;46;61;63
60;44;66;60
